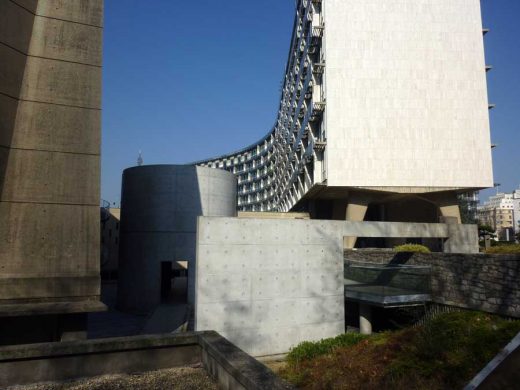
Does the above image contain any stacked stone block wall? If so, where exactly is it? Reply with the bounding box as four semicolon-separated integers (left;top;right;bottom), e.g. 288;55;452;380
345;250;520;318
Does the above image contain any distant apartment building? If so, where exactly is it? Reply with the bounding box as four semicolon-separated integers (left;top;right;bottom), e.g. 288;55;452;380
194;0;494;229
478;189;520;241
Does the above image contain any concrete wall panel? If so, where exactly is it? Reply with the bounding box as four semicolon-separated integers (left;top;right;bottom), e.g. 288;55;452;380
0;148;99;205
0;94;18;146
195;217;345;356
0;203;99;276
0;45;27;98
36;0;103;27
0;276;100;301
2;99;100;154
20;57;101;108
0;0;35;52
10;0;38;12
29;17;102;65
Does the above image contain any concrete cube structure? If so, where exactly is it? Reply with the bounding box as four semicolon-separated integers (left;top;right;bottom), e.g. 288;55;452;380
0;0;104;344
195;216;478;356
117;165;236;313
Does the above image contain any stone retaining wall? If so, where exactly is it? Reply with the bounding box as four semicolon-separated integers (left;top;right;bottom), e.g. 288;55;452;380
345;250;520;318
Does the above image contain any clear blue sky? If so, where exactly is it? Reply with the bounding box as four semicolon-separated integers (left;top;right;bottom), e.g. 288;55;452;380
101;0;519;205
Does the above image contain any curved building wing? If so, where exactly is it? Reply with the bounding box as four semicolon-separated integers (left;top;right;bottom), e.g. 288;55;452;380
194;0;493;216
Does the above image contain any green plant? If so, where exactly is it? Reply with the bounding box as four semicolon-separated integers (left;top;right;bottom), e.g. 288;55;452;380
286;332;369;364
394;244;431;253
386;311;520;388
485;244;520;254
281;311;520;390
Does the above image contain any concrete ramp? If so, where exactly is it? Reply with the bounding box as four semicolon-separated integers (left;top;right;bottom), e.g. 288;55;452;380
465;331;520;389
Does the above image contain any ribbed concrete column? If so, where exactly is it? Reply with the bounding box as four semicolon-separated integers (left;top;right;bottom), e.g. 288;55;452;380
0;0;104;321
359;303;373;335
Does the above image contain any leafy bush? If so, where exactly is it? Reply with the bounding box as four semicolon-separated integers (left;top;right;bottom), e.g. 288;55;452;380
386;311;520;388
394;244;431;253
281;311;520;390
485;244;520;254
286;332;368;364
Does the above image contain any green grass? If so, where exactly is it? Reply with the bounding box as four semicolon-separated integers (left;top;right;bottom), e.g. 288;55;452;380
286;332;368;364
394;243;431;253
281;311;520;389
485;244;520;254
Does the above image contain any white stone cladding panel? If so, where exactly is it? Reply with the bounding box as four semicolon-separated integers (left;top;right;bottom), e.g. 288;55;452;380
324;0;493;188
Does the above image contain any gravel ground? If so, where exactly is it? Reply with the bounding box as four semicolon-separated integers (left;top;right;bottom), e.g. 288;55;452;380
9;367;218;390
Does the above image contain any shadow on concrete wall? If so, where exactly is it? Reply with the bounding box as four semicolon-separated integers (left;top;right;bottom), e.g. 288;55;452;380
0;3;36;198
117;165;204;314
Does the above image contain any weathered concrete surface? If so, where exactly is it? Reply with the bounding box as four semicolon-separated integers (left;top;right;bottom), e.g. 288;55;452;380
195;217;345;356
0;0;103;332
200;332;293;390
345;250;520;318
195;217;479;356
0;331;292;390
118;165;236;313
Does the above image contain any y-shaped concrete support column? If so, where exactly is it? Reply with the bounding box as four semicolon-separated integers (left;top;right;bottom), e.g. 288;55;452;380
359;303;372;335
424;192;462;224
344;194;370;249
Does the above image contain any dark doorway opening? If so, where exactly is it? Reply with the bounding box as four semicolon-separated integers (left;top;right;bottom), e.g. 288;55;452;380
160;261;172;302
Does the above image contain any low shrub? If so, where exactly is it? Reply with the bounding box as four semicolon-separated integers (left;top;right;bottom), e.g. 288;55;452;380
281;311;520;390
485;244;520;254
394;244;431;253
286;332;368;364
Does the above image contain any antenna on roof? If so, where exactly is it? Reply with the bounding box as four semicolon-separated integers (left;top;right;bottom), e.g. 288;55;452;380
137;150;143;166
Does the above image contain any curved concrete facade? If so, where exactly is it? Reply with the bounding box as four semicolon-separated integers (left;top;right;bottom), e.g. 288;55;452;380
117;165;236;313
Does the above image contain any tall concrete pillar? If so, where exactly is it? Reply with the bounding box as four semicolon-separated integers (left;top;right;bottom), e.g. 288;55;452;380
0;0;104;343
359;303;373;335
344;194;370;249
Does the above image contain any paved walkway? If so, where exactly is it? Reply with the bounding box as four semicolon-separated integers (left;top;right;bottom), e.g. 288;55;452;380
88;281;147;339
88;278;189;339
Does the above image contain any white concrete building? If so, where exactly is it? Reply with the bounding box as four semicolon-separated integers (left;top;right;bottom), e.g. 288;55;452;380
478;191;518;240
194;0;493;227
514;189;520;234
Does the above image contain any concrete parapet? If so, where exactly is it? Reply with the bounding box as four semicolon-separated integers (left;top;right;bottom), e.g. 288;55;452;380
0;331;292;390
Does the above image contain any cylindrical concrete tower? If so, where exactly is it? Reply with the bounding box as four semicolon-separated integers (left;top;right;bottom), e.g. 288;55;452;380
117;165;236;313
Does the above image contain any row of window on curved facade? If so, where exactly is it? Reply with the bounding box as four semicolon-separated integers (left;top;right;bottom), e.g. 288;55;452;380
196;0;326;212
